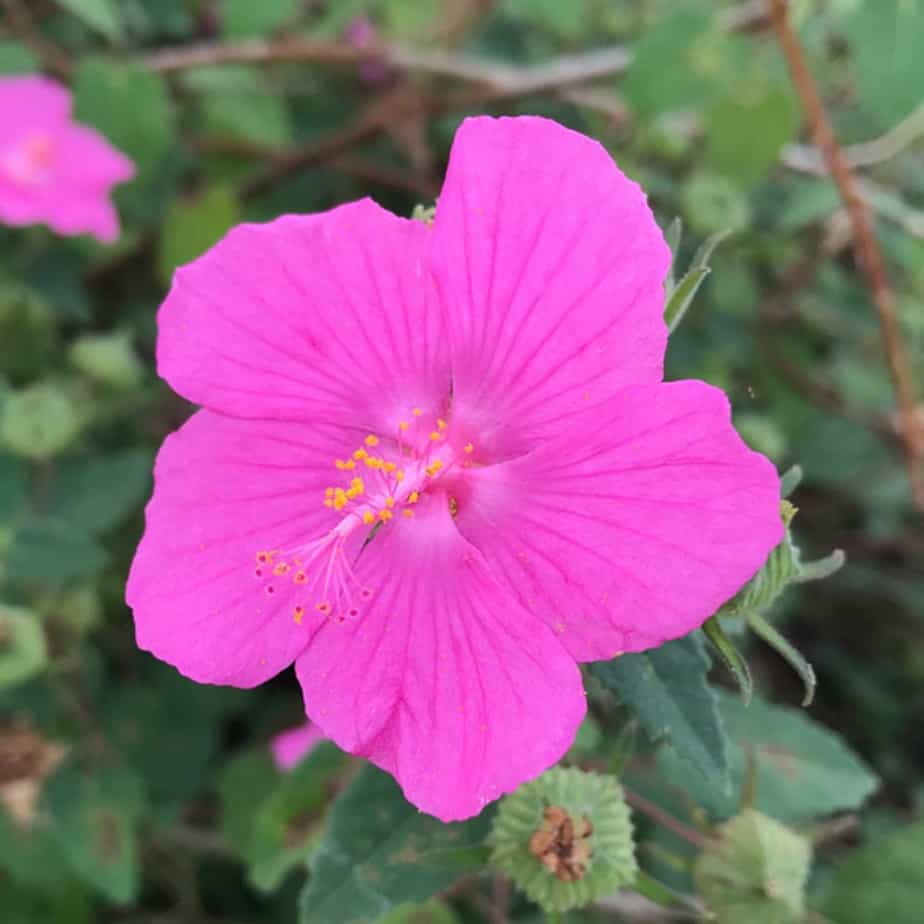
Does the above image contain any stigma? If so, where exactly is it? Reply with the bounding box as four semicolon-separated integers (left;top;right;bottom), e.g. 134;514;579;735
252;407;475;625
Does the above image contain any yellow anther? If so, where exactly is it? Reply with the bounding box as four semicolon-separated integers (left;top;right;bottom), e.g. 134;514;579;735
383;461;396;473
343;459;356;470
333;488;348;510
385;496;395;509
353;448;368;460
335;459;346;470
362;511;376;525
323;499;334;508
402;509;414;518
293;606;304;624
429;431;442;441
379;509;393;522
464;442;474;454
398;421;409;432
325;487;335;498
346;486;360;499
364;434;379;447
273;562;290;576
437;418;448;430
425;460;443;476
350;477;364;493
395;469;405;482
256;550;274;564
412;407;422;417
408;491;420;504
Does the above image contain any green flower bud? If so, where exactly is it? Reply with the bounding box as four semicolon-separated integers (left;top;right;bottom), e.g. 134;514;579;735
0;382;81;459
70;331;144;390
0;604;48;691
490;767;636;912
36;585;103;635
694;810;812;924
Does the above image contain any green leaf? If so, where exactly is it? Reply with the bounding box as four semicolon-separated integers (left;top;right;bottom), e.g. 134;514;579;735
0;804;71;887
0;41;38;74
159;186;240;284
823;819;924;924
56;0;122;41
589;634;729;787
105;662;220;807
6;517;108;582
843;0;924;126
657;691;879;822
200;92;292;146
224;0;300;36
44;764;146;904
299;765;493;924
73;57;174;215
505;0;590;39
249;740;350;892
664;229;731;332
46;451;151;535
0;604;47;690
0;453;28;523
705;86;798;186
218;749;281;852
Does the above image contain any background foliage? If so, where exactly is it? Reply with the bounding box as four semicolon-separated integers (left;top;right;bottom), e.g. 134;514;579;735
1;1;923;922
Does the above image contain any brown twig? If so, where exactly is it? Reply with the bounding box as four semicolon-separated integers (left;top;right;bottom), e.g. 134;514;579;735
2;0;72;78
623;787;709;851
769;0;924;511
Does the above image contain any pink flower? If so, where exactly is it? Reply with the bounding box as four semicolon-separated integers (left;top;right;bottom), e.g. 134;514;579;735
0;75;134;242
271;722;325;772
127;116;782;821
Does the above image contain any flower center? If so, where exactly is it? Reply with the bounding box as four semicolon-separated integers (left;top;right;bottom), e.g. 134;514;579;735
0;133;56;186
528;806;594;882
252;407;476;624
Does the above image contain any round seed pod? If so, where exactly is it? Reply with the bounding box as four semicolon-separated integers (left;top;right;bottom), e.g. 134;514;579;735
490;766;636;913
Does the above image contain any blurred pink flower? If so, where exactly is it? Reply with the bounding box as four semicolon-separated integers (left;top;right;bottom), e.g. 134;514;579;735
0;75;134;243
127;115;782;821
271;722;325;772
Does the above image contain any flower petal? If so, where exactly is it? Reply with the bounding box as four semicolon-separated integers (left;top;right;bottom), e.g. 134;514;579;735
295;493;585;821
451;381;783;659
430;115;670;459
127;410;362;687
271;722;325;772
0;76;70;146
157;198;448;428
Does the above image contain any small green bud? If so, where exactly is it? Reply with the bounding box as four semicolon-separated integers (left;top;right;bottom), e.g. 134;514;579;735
0;382;81;459
411;203;436;225
491;767;636;913
694;810;812;924
36;584;103;635
70;331;144;390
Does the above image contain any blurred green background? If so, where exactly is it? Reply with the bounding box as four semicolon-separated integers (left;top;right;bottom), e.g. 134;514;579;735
1;1;923;922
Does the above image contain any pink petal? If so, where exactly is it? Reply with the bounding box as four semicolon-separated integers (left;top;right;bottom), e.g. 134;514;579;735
430;115;670;460
451;381;783;660
157;198;449;427
271;722;325;772
0;76;70;146
127;410;363;687
295;492;585;821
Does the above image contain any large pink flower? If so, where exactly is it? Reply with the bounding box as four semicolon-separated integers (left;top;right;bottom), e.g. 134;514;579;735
0;76;134;242
128;116;782;821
